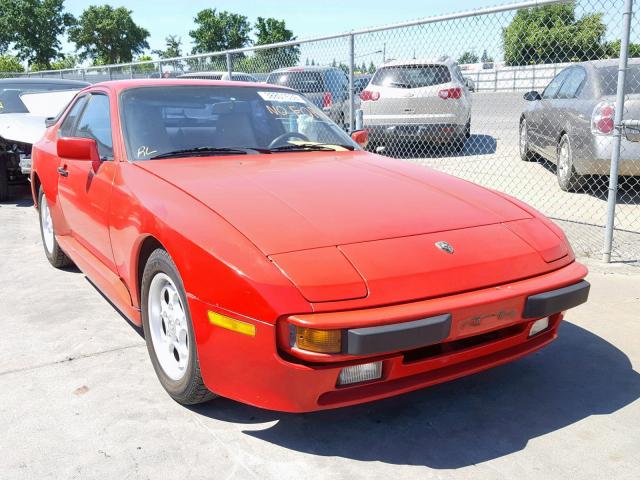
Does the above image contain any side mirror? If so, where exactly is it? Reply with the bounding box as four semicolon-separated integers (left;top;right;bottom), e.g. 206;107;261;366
524;91;542;101
351;129;369;148
45;117;56;128
57;137;100;161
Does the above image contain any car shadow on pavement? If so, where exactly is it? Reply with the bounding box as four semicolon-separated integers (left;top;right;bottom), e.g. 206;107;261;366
0;183;33;207
536;159;640;205
191;321;640;469
380;134;497;159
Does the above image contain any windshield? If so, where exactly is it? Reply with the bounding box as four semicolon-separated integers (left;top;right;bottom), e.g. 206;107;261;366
266;71;325;93
120;86;358;160
371;65;451;89
0;83;85;114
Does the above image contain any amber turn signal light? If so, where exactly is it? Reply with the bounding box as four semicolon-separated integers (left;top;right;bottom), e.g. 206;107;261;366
295;326;342;353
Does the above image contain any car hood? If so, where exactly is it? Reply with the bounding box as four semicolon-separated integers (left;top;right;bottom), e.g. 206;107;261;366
0;113;47;144
136;151;532;255
137;151;571;304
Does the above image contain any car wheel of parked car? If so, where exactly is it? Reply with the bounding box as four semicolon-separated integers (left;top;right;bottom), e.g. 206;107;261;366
557;134;585;192
0;158;8;202
141;248;216;405
38;187;72;268
519;119;536;162
450;135;466;153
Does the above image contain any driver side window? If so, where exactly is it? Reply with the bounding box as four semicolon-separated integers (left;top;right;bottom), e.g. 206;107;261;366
542;69;570;99
75;94;114;160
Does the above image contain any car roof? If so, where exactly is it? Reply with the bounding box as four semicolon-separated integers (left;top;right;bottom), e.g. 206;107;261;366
268;66;337;73
79;78;292;93
178;71;254;76
378;57;456;68
0;78;90;86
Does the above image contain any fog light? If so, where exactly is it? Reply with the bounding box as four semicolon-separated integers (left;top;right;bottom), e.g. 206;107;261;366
296;327;342;353
529;317;550;337
338;361;382;386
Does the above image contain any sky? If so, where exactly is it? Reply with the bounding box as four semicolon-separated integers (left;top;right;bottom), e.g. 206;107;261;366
58;0;629;66
61;0;498;54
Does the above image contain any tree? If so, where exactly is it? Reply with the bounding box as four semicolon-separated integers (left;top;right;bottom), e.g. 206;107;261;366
9;0;74;69
49;54;78;70
189;9;251;54
481;49;494;63
253;17;299;67
152;35;182;59
368;61;376;74
605;39;640;59
0;54;23;72
502;4;607;66
132;54;156;74
0;0;15;54
457;51;479;64
69;5;149;65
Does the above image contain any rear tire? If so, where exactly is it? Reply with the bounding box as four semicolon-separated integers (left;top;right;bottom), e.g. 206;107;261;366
557;134;585;192
38;187;72;268
0;157;8;202
141;248;216;405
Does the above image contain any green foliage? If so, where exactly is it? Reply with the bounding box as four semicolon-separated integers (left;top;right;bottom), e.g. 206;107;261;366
502;4;607;65
0;0;15;54
133;54;156;73
190;9;251;54
69;5;150;64
49;54;78;70
0;54;24;72
458;51;479;64
253;17;299;68
605;39;640;59
368;61;376;74
8;0;74;68
152;35;182;59
481;49;494;63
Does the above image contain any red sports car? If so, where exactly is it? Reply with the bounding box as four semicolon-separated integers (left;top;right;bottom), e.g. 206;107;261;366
31;80;589;412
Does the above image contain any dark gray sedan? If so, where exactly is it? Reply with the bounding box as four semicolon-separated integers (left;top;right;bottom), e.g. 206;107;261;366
519;59;640;191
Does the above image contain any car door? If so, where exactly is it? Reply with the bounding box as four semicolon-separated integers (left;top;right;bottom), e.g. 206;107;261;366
56;92;118;271
553;67;589;155
528;68;570;156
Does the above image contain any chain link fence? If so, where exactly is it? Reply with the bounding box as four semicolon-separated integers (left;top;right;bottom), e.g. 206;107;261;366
8;0;640;264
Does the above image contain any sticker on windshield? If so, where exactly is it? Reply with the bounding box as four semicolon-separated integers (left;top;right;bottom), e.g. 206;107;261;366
257;91;305;103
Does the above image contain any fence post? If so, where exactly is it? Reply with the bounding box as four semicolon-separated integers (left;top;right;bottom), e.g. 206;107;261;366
603;0;633;263
108;67;112;81
226;53;233;79
348;33;355;131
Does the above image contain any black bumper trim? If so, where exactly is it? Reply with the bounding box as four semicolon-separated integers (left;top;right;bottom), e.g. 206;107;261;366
346;314;452;355
523;280;590;319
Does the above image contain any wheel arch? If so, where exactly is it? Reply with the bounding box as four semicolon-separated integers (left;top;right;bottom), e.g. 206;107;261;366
32;172;42;208
135;235;168;308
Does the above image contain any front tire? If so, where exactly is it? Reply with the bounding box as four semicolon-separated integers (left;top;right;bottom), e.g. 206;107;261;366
38;187;72;268
519;119;536;162
141;248;216;405
557;134;585;192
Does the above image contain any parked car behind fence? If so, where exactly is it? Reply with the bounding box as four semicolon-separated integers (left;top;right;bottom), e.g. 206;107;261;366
519;58;640;191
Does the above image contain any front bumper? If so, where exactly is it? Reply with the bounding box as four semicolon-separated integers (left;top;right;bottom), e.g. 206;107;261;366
189;261;588;412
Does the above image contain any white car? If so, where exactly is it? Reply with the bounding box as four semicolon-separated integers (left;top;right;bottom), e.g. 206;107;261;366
178;71;257;82
0;78;87;200
360;57;472;151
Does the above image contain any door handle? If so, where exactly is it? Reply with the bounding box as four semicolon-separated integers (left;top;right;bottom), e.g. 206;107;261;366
57;166;68;177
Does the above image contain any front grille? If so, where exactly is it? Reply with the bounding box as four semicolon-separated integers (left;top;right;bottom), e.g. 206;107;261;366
403;323;526;364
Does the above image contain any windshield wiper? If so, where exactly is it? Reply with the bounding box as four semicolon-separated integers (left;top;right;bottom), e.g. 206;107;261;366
268;143;355;153
150;146;265;159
